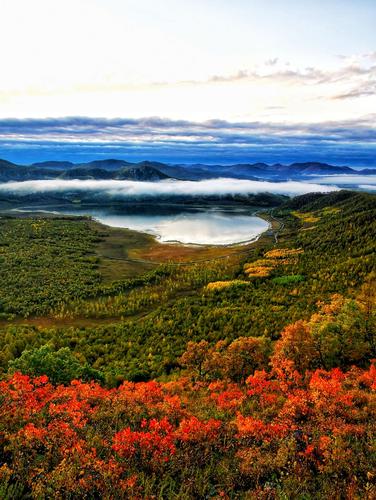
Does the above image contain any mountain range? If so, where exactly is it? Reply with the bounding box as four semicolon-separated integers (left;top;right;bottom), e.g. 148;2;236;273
0;158;374;183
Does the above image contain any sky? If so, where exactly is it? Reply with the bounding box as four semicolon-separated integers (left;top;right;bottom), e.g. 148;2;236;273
0;0;375;165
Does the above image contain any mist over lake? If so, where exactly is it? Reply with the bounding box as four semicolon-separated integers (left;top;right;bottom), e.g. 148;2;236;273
0;178;339;199
3;175;372;245
0;176;363;245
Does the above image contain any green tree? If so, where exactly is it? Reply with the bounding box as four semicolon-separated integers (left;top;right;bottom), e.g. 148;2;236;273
8;344;103;385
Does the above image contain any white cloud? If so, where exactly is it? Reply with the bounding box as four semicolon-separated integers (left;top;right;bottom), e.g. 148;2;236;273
310;175;376;185
0;178;339;198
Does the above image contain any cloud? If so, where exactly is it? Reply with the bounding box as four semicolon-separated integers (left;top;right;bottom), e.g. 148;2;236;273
201;58;376;95
0;178;339;198
184;60;376;106
164;61;376;91
131;61;373;89
311;175;376;186
0;115;375;166
1;115;375;141
1;57;375;100
331;81;376;100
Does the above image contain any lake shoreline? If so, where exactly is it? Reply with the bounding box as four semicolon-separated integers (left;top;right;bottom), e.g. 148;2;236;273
2;202;272;247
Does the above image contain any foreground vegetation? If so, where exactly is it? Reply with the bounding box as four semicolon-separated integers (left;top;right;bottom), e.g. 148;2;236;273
0;295;375;498
0;191;375;498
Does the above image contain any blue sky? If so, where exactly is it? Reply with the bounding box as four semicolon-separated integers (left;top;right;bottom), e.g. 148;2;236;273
0;0;375;165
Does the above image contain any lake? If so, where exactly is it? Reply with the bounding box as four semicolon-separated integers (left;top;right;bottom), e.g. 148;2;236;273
12;204;270;245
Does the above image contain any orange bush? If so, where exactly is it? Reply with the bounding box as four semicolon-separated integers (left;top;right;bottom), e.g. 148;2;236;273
0;362;374;498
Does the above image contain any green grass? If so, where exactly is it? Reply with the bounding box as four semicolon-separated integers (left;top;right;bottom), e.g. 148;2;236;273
272;274;305;285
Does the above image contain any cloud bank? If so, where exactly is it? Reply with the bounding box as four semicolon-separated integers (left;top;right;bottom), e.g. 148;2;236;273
311;175;376;186
1;116;375;167
0;178;339;199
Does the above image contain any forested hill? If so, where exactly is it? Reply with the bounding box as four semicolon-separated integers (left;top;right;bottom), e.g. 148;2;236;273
0;190;375;498
0;190;374;381
281;189;376;211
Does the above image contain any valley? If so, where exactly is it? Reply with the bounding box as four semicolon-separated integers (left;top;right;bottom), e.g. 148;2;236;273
0;189;375;498
0;190;374;382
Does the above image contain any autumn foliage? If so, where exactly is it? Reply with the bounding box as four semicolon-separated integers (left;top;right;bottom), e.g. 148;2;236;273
0;360;375;497
0;288;375;498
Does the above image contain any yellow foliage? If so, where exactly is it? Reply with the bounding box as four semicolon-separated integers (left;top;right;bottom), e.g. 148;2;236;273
244;259;277;270
205;280;250;291
264;248;304;259
244;258;277;277
31;220;47;234
321;207;341;215
292;211;320;223
243;248;303;280
244;259;277;276
244;267;271;278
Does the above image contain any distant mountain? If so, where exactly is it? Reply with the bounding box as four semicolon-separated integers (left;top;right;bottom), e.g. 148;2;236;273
0;160;171;182
285;162;353;175
31;161;76;170
212;162;354;179
155;164;213;180
78;159;134;171
225;163;268;179
356;169;376;175
58;164;170;181
33;159;140;172
0;158;375;183
0;160;18;181
116;165;169;181
0;160;61;182
160;161;367;181
136;160;170;170
59;167;114;180
0;159;19;169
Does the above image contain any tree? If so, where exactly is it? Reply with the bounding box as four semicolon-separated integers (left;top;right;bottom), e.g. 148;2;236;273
8;344;103;385
222;337;271;383
271;320;318;373
179;340;210;378
311;294;374;369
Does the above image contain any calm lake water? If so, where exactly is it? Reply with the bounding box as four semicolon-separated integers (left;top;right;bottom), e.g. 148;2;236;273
13;204;269;245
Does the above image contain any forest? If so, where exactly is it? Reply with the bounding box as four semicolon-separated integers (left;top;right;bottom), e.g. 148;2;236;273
0;190;375;498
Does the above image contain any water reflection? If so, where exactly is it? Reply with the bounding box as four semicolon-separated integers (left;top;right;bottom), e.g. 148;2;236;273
15;204;269;245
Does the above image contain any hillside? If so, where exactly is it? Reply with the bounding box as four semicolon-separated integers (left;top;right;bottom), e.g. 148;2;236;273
0;190;374;372
0;190;374;380
0;190;374;498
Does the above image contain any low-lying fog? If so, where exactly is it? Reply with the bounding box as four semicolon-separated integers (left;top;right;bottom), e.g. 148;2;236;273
0;178;339;198
310;175;376;191
3;176;369;245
